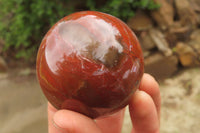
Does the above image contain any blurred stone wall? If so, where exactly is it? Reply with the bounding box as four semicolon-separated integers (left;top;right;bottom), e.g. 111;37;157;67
127;0;200;80
1;0;200;80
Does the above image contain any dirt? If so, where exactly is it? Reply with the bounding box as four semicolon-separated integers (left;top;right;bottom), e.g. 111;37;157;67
160;68;200;133
0;69;47;133
0;67;200;133
122;67;200;133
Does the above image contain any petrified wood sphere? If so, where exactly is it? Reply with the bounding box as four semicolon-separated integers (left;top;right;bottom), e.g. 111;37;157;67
36;11;144;118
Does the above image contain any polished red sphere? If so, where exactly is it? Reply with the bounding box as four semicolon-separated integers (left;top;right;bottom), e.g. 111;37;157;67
36;11;144;118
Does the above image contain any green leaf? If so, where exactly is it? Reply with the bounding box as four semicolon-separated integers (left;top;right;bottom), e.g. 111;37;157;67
0;0;160;59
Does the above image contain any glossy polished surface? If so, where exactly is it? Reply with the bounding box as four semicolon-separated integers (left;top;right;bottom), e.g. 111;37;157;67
37;11;144;118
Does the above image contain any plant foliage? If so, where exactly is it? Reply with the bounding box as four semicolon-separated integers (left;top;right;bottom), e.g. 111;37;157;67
0;0;74;58
87;0;159;20
0;0;159;59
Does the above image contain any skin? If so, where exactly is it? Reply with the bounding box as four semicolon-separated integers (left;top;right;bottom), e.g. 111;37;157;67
48;73;160;133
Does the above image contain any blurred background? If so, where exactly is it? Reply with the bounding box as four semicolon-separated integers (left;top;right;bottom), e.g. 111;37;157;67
0;0;200;133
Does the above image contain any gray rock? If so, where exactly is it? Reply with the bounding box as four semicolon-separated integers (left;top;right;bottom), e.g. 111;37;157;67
144;53;178;80
168;22;192;42
175;0;198;26
0;39;4;54
149;29;172;56
127;11;153;31
189;29;200;55
189;0;200;12
139;31;156;51
0;56;7;72
175;42;200;67
190;29;200;41
151;0;174;30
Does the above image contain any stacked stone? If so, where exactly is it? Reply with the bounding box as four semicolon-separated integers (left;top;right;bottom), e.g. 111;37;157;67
127;0;200;79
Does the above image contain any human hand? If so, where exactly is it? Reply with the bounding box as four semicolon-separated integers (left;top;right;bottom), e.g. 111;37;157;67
48;73;160;133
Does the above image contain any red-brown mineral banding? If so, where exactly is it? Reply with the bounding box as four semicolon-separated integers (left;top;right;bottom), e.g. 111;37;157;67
36;11;144;118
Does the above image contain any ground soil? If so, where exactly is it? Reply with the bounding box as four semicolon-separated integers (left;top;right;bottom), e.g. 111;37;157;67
0;67;199;133
122;67;200;133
